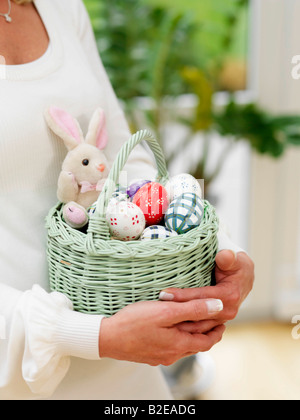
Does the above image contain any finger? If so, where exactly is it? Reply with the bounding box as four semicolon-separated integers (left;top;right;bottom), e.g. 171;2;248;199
215;249;238;272
177;319;219;334
160;286;221;302
187;324;226;353
163;298;223;324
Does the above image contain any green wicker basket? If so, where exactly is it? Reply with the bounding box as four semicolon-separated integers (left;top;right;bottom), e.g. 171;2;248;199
46;130;219;316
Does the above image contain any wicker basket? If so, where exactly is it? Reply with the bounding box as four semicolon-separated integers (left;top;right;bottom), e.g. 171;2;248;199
46;130;219;316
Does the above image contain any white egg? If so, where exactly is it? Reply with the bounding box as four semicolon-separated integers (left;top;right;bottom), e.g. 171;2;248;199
166;173;202;201
106;201;146;241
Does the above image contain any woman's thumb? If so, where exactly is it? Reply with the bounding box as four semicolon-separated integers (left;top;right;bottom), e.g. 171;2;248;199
215;249;237;271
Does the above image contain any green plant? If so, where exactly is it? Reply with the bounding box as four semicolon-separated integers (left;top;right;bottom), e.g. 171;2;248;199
92;1;198;96
84;0;300;193
171;66;300;189
84;0;199;131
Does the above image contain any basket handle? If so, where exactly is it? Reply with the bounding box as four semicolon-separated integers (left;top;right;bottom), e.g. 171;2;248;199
85;129;169;242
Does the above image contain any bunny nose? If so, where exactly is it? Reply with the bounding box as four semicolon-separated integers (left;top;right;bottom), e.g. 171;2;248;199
97;164;106;172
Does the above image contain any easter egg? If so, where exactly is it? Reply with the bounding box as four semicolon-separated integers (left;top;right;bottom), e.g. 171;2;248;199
166;173;202;201
140;225;178;241
132;182;169;225
87;201;97;217
164;193;204;234
87;186;128;219
111;184;129;201
109;191;129;208
127;179;151;199
106;201;146;241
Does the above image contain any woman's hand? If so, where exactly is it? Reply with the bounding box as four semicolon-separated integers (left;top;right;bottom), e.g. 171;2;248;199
159;250;255;327
99;298;225;367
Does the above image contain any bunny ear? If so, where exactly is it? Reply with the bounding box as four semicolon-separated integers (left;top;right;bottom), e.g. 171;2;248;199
85;108;108;150
45;107;84;151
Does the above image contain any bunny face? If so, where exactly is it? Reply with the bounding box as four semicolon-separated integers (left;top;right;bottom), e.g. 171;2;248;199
45;106;110;209
63;143;109;185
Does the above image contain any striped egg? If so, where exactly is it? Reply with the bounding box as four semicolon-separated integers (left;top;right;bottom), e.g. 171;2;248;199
132;182;169;226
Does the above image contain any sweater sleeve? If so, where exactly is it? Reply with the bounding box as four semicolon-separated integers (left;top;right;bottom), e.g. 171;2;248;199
217;217;247;255
0;283;103;398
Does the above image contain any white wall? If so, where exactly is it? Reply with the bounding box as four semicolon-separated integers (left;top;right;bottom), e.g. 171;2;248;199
239;0;300;321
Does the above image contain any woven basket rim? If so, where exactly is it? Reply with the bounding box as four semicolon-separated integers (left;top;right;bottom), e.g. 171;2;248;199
46;199;218;259
46;130;218;259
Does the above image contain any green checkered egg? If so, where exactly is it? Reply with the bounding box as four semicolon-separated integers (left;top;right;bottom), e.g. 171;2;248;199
140;225;178;241
164;193;204;234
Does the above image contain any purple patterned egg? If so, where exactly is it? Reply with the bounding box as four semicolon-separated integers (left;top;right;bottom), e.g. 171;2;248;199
127;179;151;199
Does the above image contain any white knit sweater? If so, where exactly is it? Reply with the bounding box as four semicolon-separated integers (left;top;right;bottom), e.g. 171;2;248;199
0;0;173;400
0;0;242;400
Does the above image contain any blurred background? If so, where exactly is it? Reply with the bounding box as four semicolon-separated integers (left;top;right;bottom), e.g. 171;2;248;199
83;0;300;400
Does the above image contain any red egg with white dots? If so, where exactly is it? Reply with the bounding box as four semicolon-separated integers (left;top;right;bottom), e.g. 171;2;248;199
132;182;169;226
106;201;146;241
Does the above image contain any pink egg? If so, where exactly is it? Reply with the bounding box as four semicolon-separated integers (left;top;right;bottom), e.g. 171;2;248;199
132;182;169;226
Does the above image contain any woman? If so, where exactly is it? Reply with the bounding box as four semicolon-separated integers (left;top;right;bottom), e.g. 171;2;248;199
0;0;253;400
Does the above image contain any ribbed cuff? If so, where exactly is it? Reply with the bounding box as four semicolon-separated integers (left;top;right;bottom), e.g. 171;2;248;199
54;309;104;360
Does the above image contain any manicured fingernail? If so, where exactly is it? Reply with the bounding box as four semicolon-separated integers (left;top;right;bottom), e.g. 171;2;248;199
159;291;174;301
206;299;223;313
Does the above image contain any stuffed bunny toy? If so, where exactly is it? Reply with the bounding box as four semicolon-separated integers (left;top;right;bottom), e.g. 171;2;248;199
45;107;109;228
